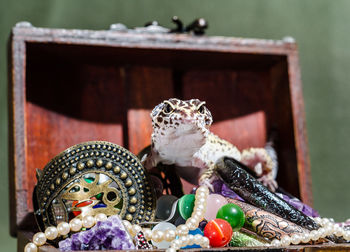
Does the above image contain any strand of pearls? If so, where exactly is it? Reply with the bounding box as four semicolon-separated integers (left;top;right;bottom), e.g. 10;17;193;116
167;234;210;252
25;185;211;252
122;185;211;251
269;217;350;247
24;213;108;252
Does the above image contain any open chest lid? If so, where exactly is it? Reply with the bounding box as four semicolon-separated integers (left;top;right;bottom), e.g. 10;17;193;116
8;22;310;235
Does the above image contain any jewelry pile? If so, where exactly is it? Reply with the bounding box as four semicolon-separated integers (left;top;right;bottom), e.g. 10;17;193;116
25;137;350;251
25;180;350;251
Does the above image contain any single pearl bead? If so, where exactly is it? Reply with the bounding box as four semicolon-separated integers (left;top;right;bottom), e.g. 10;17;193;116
324;223;334;235
33;232;47;246
271;239;280;246
188;216;199;224
195;203;207;212
321;218;330;226
57;222;70;236
24;242;38;252
171;239;182;249
143;228;152;240
301;233;310;243
196;197;207;205
179;236;189;246
192;212;203;220
152;230;164;242
194;204;206;211
122;220;132;232
196;192;207;199
186;218;198;230
313;217;322;224
343;230;350;240
82;215;95;228
318;227;327;238
164;229;176;242
44;226;58;240
194;234;203;245
334;226;344;237
187;234;194;245
280;236;291;246
196;194;207;201
290;234;301;244
176;224;189;236
95;213;107;222
131;224;142;236
69;218;82;232
201;236;210;248
196;186;207;193
195;197;207;204
309;230;320;241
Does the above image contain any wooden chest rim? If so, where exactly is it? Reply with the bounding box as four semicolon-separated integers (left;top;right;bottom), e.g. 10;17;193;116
12;22;298;56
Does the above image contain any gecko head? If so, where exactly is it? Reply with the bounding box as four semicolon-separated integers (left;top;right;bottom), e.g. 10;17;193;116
150;98;213;136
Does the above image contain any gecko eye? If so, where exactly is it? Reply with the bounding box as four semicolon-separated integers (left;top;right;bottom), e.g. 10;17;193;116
198;105;206;114
163;103;174;114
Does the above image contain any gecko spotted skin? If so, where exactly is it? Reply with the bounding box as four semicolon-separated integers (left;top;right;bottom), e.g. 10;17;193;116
143;98;278;191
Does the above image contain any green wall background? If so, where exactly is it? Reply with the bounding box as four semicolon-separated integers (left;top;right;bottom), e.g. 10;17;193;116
1;0;350;250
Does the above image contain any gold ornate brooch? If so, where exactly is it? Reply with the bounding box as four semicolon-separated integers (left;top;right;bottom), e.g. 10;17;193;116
33;141;156;231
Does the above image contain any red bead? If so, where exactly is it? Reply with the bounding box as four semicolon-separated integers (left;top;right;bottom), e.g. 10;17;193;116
203;219;233;247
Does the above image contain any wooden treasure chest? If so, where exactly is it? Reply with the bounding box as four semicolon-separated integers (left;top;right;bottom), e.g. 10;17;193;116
9;21;323;251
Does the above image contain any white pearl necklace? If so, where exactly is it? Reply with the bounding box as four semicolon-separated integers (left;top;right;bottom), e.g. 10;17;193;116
25;184;350;252
24;213;109;252
120;185;211;251
269;217;350;247
25;186;210;252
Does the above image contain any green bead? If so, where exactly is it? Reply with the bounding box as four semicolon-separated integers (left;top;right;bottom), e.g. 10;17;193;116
178;194;195;220
216;203;245;231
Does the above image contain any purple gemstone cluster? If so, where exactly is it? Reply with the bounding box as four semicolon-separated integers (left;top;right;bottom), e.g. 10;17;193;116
59;215;135;251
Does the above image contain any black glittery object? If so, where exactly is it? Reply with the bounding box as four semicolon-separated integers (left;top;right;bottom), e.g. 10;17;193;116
134;231;153;250
215;157;320;231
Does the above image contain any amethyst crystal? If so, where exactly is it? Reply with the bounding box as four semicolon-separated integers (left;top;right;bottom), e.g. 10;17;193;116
59;215;135;251
212;179;244;201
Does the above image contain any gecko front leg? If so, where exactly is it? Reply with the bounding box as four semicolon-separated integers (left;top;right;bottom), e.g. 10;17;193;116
197;160;217;192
